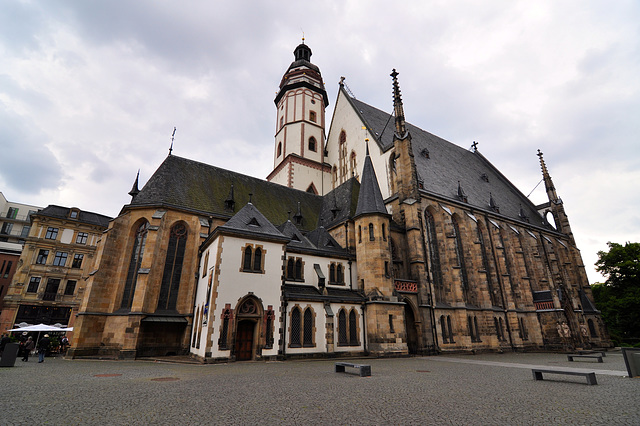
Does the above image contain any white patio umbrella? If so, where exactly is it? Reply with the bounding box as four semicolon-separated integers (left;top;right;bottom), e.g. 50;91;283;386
8;323;66;332
8;323;71;350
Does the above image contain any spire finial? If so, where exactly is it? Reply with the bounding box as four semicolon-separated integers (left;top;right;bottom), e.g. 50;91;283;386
365;138;370;156
169;127;176;156
391;69;406;136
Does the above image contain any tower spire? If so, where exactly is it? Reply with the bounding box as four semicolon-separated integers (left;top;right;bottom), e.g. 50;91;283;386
537;149;558;202
537;149;574;243
391;69;407;137
128;170;140;201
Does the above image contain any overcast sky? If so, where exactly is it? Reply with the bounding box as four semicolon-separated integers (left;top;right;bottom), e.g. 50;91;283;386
1;0;638;284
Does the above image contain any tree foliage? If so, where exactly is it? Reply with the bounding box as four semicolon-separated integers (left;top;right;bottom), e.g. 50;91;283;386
592;242;640;344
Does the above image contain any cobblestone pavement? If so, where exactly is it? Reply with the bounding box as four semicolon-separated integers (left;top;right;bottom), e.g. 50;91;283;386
1;351;638;425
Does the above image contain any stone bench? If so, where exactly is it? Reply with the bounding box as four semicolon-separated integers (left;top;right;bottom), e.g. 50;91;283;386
577;350;606;357
568;354;603;363
532;368;597;385
335;362;371;377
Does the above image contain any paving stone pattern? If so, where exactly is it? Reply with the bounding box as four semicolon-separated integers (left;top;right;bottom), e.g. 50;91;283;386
1;352;638;425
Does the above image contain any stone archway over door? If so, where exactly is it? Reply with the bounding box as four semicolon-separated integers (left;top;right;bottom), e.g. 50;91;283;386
404;304;418;355
235;320;255;361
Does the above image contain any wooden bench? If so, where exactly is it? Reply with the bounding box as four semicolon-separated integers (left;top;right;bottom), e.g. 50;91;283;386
532;368;597;385
335;362;371;377
567;354;603;363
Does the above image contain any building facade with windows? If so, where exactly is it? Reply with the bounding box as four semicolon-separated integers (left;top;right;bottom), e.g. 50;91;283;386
69;42;609;361
0;192;42;246
0;205;111;340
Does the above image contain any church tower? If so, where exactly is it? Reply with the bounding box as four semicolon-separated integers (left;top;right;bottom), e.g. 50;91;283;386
267;41;332;195
354;144;408;356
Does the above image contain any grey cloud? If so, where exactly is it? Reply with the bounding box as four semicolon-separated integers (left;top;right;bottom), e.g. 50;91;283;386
0;108;62;193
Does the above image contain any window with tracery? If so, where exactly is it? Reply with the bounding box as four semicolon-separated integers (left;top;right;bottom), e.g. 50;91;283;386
452;216;470;303
121;221;149;309
425;210;444;303
157;222;188;311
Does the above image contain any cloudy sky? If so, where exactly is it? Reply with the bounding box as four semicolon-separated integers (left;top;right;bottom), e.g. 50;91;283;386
1;0;638;283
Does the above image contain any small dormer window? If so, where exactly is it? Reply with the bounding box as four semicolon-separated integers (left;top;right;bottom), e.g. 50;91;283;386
70;209;79;219
421;148;430;159
248;217;260;227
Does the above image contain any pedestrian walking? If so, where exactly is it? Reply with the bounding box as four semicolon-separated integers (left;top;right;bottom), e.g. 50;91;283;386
38;334;50;363
22;336;35;362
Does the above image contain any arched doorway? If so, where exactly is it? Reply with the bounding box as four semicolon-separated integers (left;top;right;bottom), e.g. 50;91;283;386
235;320;255;361
233;297;263;361
404;303;418;355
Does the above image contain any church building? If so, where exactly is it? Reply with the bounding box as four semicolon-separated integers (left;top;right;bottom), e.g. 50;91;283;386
68;42;609;361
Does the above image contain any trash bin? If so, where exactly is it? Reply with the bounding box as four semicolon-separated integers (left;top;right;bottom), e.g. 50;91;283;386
621;347;640;378
0;343;20;367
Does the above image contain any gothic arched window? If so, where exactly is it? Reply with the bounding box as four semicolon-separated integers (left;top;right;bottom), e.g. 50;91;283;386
308;137;317;152
295;259;303;280
338;309;348;345
349;309;358;345
425;210;444;302
277;142;282;157
369;223;374;241
303;308;313;347
243;246;253;271
253;247;262;272
452;216;470;302
287;258;295;279
337;264;344;284
121;221;149;309
329;263;336;283
290;307;301;347
157;222;188;311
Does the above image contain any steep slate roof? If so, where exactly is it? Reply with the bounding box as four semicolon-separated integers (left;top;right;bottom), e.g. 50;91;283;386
317;177;360;229
278;220;317;251
215;202;288;242
305;226;350;256
128;155;323;232
347;92;548;228
36;205;112;228
354;150;388;218
283;284;365;303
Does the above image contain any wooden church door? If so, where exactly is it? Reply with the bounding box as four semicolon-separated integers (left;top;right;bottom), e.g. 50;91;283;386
235;320;255;361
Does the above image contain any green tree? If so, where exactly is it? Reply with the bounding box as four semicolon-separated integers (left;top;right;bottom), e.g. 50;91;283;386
592;242;640;345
